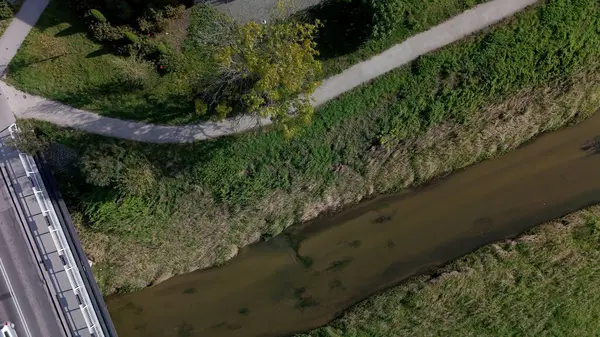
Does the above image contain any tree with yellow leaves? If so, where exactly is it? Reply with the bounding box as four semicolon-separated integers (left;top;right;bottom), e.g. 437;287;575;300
200;17;322;136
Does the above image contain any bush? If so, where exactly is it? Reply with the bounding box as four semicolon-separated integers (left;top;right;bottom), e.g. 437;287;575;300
112;57;158;89
123;31;140;44
367;0;403;38
194;99;208;116
155;42;168;55
164;5;186;19
158;51;185;73
88;9;107;23
90;21;122;41
0;0;13;20
137;6;184;34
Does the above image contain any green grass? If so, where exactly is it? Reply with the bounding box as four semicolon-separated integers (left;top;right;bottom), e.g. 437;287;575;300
6;0;485;123
7;0;211;124
297;206;600;337
21;0;600;293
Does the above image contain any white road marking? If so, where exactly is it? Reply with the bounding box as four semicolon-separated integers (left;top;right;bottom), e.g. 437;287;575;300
0;256;32;337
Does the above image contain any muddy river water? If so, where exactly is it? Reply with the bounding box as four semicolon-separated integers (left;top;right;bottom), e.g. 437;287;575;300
107;112;600;337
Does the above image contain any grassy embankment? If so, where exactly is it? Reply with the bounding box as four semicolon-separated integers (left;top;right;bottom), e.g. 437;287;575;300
298;205;600;337
21;0;600;294
6;0;484;123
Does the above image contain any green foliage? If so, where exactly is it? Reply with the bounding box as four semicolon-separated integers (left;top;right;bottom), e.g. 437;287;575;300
7;0;214;125
9;0;485;125
81;144;156;197
88;9;107;23
155;42;168;54
194;99;208;116
208;20;322;133
48;0;600;216
22;0;600;292
123;31;140;44
0;0;14;20
158;51;185;73
366;0;447;38
90;21;122;41
137;5;186;34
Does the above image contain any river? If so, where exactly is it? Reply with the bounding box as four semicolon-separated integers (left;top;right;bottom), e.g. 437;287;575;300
107;112;600;337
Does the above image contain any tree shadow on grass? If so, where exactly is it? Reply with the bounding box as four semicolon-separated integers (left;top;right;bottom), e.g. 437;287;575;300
54;23;86;37
295;0;375;60
33;0;82;32
85;45;114;58
52;80;199;125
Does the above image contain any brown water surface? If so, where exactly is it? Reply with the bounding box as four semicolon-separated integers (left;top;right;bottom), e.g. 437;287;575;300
107;113;600;337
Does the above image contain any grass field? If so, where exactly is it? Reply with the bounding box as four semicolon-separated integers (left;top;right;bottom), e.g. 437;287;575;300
297;205;600;337
6;0;484;123
7;0;209;124
18;0;600;293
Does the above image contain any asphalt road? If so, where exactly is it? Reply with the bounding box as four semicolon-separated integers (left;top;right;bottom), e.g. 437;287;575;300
0;173;65;337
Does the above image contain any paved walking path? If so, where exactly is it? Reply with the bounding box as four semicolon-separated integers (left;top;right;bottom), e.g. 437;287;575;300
0;0;49;131
0;0;537;143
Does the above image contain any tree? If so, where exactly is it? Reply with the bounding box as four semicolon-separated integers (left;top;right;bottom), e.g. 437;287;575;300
202;19;323;136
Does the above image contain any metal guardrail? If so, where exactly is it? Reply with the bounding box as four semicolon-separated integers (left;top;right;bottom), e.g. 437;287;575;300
8;124;104;337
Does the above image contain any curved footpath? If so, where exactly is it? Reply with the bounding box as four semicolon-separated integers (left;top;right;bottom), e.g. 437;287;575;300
0;0;537;143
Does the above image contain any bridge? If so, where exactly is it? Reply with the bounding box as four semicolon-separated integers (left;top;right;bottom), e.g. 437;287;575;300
0;122;119;337
0;1;119;334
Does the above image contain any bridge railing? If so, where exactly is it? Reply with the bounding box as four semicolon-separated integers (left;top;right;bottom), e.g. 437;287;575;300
8;123;104;337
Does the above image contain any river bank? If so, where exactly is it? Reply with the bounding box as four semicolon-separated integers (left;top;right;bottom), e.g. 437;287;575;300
20;0;600;295
299;204;600;336
106;102;600;336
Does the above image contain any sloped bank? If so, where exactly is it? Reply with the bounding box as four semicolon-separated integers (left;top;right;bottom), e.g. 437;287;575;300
298;205;600;337
107;107;600;337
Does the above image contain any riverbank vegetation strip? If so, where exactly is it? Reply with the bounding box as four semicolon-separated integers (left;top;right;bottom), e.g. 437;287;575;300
17;0;600;294
298;205;600;337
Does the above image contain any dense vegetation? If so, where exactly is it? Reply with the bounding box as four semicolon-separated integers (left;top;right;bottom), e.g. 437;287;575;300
21;0;600;293
6;0;484;123
0;0;15;36
298;206;600;337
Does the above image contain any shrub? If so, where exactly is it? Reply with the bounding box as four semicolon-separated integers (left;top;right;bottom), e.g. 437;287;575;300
164;5;186;19
88;9;107;23
194;99;208;116
158;51;185;73
136;17;153;34
155;42;168;55
123;31;140;44
90;21;122;41
112;57;158;89
137;6;183;34
0;0;13;20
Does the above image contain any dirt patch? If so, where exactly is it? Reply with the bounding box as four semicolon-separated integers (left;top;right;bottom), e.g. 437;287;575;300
155;8;191;52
